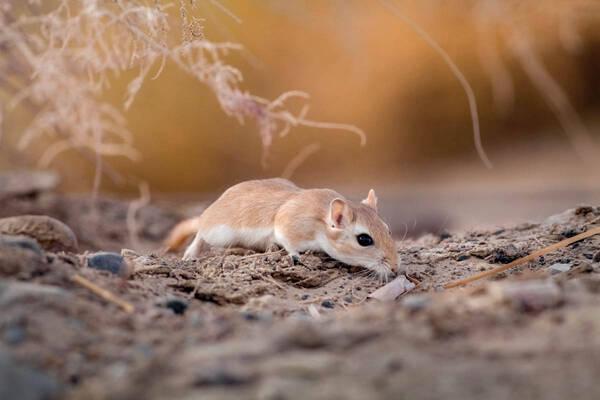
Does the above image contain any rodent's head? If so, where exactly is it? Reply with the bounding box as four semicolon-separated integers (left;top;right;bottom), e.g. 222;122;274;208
325;189;399;280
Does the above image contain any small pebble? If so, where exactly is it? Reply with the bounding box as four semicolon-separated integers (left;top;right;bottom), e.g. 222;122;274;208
165;296;188;315
401;294;431;311
584;253;594;260
87;252;129;276
321;300;334;309
439;232;451;240
344;297;352;303
301;294;309;300
456;255;470;262
0;215;78;252
548;263;573;274
3;325;25;344
356;287;362;291
241;311;259;321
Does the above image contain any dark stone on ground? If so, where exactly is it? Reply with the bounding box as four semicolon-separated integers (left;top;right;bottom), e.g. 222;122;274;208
165;296;189;315
321;300;334;309
87;252;128;276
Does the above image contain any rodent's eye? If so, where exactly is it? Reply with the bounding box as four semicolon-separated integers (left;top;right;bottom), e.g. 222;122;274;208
356;233;374;247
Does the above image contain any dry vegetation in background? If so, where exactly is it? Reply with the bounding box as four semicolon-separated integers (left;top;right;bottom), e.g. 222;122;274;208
0;0;365;194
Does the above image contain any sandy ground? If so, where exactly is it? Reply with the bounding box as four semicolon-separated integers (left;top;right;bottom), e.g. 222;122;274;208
1;173;600;399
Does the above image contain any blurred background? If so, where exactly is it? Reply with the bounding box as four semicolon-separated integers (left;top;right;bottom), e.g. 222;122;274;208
1;0;600;235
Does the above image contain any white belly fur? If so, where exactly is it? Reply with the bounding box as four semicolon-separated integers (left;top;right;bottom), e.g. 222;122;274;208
202;225;274;250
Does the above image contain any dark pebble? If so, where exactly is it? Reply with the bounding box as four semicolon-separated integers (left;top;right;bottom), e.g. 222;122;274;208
301;294;309;300
1;234;42;257
344;297;352;303
87;252;126;275
493;229;505;235
195;370;248;387
241;312;259;321
321;300;335;309
386;358;404;372
439;232;451;240
356;287;362;291
584;253;594;260
0;349;62;399
3;325;25;344
165;296;188;315
456;255;470;262
560;226;585;239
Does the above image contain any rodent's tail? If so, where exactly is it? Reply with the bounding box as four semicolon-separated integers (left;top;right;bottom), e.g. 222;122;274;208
163;217;202;252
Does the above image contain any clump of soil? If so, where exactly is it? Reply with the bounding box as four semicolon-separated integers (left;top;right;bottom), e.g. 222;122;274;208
1;180;600;399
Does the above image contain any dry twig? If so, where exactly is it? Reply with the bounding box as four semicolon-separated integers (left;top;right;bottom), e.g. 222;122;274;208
71;274;135;313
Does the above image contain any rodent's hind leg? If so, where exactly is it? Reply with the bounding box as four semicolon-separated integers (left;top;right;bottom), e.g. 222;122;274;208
182;232;208;260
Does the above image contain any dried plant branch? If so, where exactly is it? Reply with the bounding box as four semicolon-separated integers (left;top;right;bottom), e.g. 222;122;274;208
126;181;151;251
71;274;135;313
281;142;321;180
0;0;365;189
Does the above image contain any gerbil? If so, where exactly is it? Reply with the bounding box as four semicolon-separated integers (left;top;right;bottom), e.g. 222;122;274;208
165;178;400;279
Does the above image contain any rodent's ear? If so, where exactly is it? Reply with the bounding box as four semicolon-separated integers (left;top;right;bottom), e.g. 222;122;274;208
362;189;378;211
329;198;353;229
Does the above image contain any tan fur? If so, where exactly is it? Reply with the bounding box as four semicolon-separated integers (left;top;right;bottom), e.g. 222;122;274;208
163;216;202;251
165;178;400;278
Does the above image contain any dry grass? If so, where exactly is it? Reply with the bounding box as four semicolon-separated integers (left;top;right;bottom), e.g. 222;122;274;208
0;0;365;190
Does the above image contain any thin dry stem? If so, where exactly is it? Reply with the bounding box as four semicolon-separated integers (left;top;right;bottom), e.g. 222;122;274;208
379;0;493;169
281;142;321;180
126;181;151;251
71;274;135;313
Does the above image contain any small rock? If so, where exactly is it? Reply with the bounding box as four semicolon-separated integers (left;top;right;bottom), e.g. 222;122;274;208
559;225;585;239
439;232;451;240
0;348;62;400
240;311;259;321
584;253;594;260
548;263;573;274
456;255;470;262
492;280;562;312
87;252;130;276
321;300;335;309
0;215;78;252
0;235;46;278
490;244;523;264
194;369;251;387
401;294;431;311
0;280;68;306
492;229;505;235
4;324;25;344
0;170;59;199
165;296;188;315
301;294;309;300
344;297;352;303
574;206;594;215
